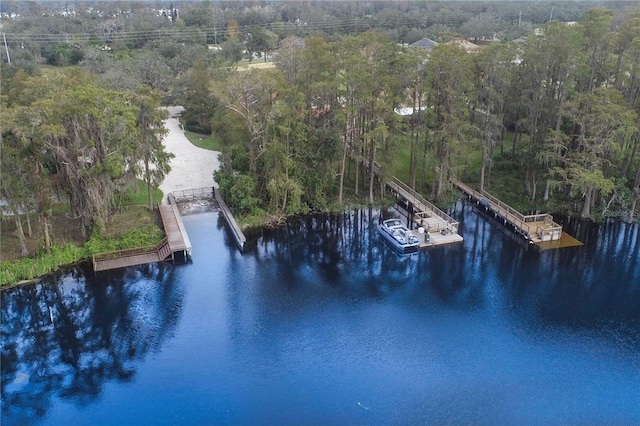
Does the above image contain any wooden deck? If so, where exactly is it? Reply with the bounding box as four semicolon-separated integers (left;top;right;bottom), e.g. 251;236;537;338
93;196;192;272
385;177;463;248
93;249;160;272
159;195;192;254
451;178;562;244
411;228;464;248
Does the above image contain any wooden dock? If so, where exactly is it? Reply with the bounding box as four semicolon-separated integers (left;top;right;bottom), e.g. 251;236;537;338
93;195;191;272
159;194;192;256
385;176;464;248
451;178;562;244
92;243;164;272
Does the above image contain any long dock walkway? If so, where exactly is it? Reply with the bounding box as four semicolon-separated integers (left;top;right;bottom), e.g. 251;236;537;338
385;176;463;248
93;195;191;272
159;194;192;255
451;178;562;243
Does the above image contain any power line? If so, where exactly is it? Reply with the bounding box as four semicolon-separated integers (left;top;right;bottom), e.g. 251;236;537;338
3;33;11;63
3;11;530;45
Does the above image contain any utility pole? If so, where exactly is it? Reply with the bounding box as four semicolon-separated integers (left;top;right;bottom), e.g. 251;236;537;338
549;6;554;22
3;33;10;64
355;0;358;33
519;11;522;27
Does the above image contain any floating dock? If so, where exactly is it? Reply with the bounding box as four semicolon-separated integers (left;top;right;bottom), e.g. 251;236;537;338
385;176;464;248
451;178;563;244
93;194;191;272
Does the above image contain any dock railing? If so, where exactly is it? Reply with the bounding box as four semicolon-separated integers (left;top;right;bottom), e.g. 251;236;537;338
414;212;450;233
451;178;563;241
92;236;173;270
536;219;563;241
173;187;214;202
524;213;549;223
390;177;459;234
481;191;528;225
92;245;157;261
156;237;171;260
92;245;158;271
452;178;530;234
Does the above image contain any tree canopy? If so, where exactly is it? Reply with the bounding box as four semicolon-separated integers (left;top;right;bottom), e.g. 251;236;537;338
2;69;173;247
2;1;640;227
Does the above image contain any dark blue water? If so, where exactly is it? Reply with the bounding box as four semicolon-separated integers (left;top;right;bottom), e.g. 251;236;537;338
2;201;639;424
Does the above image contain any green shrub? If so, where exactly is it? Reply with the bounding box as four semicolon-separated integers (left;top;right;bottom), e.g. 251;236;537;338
229;175;262;215
116;179;163;206
43;42;84;66
184;132;222;151
185;122;212;134
85;225;163;253
1;243;85;286
1;225;163;287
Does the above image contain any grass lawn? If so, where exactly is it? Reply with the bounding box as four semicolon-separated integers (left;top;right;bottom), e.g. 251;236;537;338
390;133;412;183
100;204;162;239
386;129;537;208
388;132;437;194
117;179;164;206
236;59;275;68
1;180;164;263
184;131;223;151
0;204;163;286
0;204;161;262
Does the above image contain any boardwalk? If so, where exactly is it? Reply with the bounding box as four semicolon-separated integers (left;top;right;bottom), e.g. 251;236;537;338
92;246;162;272
93;196;191;272
451;178;562;243
385;176;463;247
159;196;191;254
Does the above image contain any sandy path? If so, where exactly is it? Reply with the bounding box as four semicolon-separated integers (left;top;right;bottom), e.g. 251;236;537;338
158;106;220;202
237;61;276;71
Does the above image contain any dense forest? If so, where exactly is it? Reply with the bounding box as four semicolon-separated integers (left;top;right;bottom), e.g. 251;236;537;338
2;1;640;263
208;12;640;224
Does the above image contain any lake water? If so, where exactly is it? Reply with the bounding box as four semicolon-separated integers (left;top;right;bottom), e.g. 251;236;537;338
2;201;639;424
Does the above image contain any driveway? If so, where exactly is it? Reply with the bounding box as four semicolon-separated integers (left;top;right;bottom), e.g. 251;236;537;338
158;106;220;202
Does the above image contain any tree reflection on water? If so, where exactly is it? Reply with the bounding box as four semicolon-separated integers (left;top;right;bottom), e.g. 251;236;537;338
251;206;640;331
1;262;182;423
1;205;639;424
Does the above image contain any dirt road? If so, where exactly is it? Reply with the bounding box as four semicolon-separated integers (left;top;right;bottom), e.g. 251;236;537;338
158;106;220;202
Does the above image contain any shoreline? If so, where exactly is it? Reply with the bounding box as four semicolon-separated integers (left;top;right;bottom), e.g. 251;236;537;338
2;201;637;289
3;106;636;287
